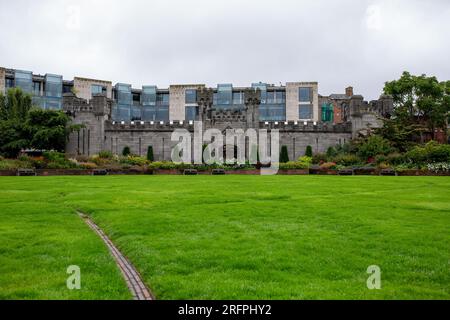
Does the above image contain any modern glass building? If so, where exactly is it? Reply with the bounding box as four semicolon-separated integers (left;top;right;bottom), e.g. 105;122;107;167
0;67;321;123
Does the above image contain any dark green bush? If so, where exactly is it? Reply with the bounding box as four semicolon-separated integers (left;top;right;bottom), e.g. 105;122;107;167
406;141;450;164
280;145;289;163
122;146;131;156
326;146;337;158
305;145;313;157
147;146;154;162
357;135;394;159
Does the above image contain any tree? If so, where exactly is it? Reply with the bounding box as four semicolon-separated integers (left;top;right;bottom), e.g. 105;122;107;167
0;88;73;157
280;145;289;163
305;145;313;157
382;72;450;142
27;108;71;152
147;146;154;162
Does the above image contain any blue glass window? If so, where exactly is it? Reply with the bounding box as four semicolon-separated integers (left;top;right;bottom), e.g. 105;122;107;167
185;89;197;104
33;81;41;96
141;86;157;106
299;105;313;119
232;92;244;105
216;84;232;107
252;83;267;104
15;70;33;93
91;84;104;95
114;84;132;121
185;106;198;121
299;87;312;102
6;78;14;89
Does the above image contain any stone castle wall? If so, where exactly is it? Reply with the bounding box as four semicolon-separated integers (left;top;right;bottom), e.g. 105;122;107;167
63;92;383;160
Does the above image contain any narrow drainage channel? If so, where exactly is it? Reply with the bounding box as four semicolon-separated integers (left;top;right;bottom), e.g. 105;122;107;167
77;211;154;300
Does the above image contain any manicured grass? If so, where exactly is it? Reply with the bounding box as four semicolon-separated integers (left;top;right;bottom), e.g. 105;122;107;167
0;179;131;300
1;176;449;299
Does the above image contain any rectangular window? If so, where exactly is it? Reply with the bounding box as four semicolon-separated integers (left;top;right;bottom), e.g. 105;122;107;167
156;93;169;105
141;86;157;106
91;84;104;95
232;92;244;105
6;78;14;89
185;106;198;121
299;87;312;102
63;84;73;94
321;103;334;122
185;89;197;104
216;84;232;106
33;81;41;96
299;105;313;119
15;70;33;93
45;74;62;98
252;83;267;104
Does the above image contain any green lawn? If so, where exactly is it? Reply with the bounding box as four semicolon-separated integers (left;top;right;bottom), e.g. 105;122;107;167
0;176;449;300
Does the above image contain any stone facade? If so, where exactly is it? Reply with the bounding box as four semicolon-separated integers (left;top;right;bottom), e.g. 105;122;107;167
169;84;204;121
286;82;319;122
73;77;113;102
0;68;5;94
63;88;383;161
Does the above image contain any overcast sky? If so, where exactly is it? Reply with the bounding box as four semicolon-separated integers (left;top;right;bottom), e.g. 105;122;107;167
0;0;449;100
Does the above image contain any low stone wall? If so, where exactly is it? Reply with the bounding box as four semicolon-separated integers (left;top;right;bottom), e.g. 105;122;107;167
1;169;449;176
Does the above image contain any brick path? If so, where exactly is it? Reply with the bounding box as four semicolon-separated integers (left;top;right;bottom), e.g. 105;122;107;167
78;212;154;300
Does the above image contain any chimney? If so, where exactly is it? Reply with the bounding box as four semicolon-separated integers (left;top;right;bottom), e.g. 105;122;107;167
345;86;354;97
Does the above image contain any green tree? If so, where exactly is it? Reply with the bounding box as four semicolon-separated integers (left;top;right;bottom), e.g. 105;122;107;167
147;146;154;162
0;88;73;157
280;145;289;163
305;145;313;157
382;72;450;143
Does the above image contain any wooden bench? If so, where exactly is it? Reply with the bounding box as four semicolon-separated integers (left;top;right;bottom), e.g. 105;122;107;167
17;168;36;176
92;169;108;176
338;169;354;176
183;169;198;175
211;169;226;175
380;169;397;176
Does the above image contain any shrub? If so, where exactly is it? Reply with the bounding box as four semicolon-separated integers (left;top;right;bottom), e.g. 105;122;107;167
333;154;361;166
43;151;66;162
122;146;131;156
386;152;405;165
279;161;309;170
305;145;313;157
425;141;450;163
120;155;148;166
427;162;450;173
375;154;388;165
326;146;337;158
320;162;337;170
357;135;394;159
280;146;289;163
406;141;450;164
312;153;327;164
298;156;312;168
147;146;154;162
98;150;113;159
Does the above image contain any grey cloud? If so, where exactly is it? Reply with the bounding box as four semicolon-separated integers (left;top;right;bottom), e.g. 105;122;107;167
0;0;449;100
